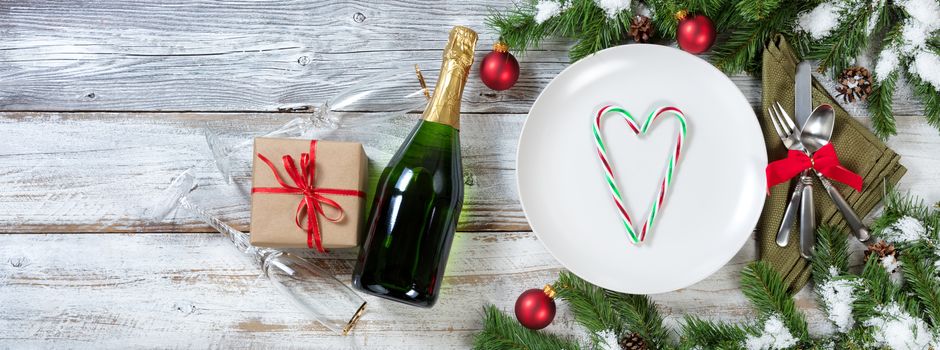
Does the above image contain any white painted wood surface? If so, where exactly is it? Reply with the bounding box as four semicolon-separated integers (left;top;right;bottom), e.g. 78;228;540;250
1;1;939;348
0;232;840;349
0;112;530;233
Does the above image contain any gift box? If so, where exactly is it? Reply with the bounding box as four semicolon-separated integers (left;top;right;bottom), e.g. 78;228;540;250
249;137;367;251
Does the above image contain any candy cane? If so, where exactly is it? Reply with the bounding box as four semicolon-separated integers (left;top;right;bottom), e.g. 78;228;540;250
592;105;687;244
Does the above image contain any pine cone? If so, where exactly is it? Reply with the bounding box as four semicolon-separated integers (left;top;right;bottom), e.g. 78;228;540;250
619;332;648;350
865;240;897;260
629;15;653;43
835;66;872;103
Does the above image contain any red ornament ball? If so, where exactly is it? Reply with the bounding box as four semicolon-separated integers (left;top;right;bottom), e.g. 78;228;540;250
514;285;556;330
676;12;716;54
480;42;520;91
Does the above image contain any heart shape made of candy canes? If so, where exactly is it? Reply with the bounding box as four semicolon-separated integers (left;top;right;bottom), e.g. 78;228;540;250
592;105;688;245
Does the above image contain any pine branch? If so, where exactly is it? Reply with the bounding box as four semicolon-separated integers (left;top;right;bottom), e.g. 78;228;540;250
901;254;940;327
929;35;940;52
734;0;780;21
905;67;940;136
804;4;874;75
710;1;743;32
867;71;899;140
870;190;939;245
811;225;850;285
853;253;902;324
871;1;905;49
606;291;674;349
710;1;806;74
485;2;548;56
685;0;727;15
553;271;625;343
864;15;905;139
569;4;633;61
649;0;681;39
739;261;809;340
679;316;752;349
487;0;637;62
841;326;876;350
473;305;582;350
870;190;940;326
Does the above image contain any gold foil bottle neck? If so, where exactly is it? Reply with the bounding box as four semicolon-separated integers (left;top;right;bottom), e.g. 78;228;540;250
422;26;478;129
443;26;478;68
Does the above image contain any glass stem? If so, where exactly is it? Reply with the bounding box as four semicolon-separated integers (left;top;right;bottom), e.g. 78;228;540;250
177;196;275;264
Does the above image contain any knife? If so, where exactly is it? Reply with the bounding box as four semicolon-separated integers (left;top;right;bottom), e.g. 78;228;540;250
775;62;813;248
795;62;812;127
795;61;816;258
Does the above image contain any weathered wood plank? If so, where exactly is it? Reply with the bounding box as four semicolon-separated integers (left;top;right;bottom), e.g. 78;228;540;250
0;0;928;116
0;231;841;348
0;111;527;232
2;112;939;233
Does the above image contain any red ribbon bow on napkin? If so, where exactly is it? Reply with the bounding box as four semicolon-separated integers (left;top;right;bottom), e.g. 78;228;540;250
765;143;863;192
252;140;365;252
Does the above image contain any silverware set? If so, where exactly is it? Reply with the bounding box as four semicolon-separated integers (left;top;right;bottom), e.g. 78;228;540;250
768;62;870;259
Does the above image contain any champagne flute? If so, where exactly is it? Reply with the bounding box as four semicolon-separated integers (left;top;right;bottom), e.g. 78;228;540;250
206;67;431;183
146;170;366;335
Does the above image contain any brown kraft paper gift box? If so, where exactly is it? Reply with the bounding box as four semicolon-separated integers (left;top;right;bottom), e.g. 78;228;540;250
249;137;368;250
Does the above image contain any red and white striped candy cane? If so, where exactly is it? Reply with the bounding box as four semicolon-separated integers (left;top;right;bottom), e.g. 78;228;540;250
592;105;688;244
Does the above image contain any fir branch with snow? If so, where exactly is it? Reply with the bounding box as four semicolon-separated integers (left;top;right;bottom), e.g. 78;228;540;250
534;0;567;24
743;315;799;350
487;0;940;138
909;50;940;92
880;254;904;285
872;191;940;247
812;227;859;334
595;329;620;349
795;2;845;40
471;114;940;350
594;0;631;19
486;0;636;62
861;0;940;138
874;48;901;79
882;215;929;243
864;303;936;350
818;275;859;333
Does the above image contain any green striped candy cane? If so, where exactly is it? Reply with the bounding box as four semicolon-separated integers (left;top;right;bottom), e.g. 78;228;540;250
592;105;688;244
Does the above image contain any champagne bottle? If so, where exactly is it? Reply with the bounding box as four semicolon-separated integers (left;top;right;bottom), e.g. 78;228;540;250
352;26;477;308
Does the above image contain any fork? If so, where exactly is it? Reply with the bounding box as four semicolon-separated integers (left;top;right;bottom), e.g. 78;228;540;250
767;102;808;249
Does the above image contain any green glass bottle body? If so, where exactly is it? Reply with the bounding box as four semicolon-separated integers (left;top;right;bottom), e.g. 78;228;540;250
352;120;462;307
352;26;476;308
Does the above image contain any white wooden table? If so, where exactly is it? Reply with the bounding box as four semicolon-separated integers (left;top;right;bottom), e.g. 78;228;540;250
1;1;938;348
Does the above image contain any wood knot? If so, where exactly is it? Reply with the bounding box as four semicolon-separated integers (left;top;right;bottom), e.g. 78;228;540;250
463;170;476;186
8;257;30;268
173;302;197;316
297;55;311;66
277;105;312;113
353;12;366;23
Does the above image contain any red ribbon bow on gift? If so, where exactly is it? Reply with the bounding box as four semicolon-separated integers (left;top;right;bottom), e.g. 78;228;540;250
252;140;365;252
765;143;863;192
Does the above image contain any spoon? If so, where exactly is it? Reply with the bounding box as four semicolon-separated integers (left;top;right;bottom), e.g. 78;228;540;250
775;104;827;248
801;105;872;243
794;105;835;258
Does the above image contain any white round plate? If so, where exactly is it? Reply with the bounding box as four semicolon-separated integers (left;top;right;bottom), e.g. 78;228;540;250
516;44;767;294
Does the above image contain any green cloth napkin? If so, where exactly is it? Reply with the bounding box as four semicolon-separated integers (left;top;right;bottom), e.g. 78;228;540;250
758;35;907;291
